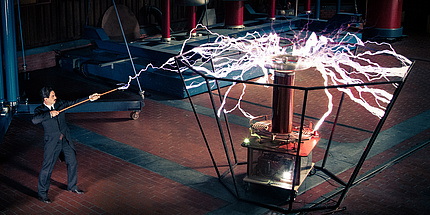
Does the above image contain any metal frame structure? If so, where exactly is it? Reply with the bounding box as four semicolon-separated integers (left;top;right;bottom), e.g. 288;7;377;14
174;47;415;213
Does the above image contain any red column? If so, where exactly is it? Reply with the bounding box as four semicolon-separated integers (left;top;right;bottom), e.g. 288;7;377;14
268;0;276;20
162;0;171;42
224;0;244;28
367;0;403;29
304;0;311;14
187;6;197;36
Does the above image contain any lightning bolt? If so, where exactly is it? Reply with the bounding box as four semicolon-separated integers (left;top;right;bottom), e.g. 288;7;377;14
119;24;412;131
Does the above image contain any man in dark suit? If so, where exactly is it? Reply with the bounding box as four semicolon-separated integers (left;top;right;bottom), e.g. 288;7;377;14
32;87;100;203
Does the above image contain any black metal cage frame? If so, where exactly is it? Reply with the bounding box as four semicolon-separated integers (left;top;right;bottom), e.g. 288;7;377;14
174;46;415;213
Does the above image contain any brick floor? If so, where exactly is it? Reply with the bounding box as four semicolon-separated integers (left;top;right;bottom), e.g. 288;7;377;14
0;116;227;215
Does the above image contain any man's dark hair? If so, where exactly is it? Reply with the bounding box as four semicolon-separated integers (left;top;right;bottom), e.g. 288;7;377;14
40;87;54;101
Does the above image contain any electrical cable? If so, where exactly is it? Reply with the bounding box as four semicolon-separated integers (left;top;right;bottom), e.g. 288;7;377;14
86;0;92;26
204;0;210;42
16;0;26;72
111;0;145;99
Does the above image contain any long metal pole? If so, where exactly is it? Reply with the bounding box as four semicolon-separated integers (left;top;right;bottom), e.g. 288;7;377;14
205;80;240;197
210;59;238;163
288;89;309;210
321;93;345;168
215;80;239;163
58;88;117;113
175;57;221;178
321;47;359;168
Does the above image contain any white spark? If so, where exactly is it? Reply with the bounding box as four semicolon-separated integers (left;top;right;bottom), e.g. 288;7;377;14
119;24;411;132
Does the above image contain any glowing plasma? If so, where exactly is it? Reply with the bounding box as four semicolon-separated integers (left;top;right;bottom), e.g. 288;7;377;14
119;24;412;131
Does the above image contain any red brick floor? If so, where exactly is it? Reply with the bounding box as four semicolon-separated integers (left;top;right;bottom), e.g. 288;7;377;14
0;116;227;215
1;31;430;215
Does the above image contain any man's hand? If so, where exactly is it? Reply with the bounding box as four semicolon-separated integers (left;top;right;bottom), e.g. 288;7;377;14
50;110;59;118
89;93;100;101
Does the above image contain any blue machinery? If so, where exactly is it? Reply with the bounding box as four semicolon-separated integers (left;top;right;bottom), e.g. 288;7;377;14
1;0;19;107
0;0;19;142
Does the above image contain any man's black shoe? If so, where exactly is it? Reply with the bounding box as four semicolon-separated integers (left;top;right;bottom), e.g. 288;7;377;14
68;189;85;194
38;196;52;203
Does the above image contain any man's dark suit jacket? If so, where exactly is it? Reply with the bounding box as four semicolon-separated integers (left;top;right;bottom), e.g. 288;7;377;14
32;98;86;153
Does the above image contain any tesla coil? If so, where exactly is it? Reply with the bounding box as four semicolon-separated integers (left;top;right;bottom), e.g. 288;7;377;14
242;55;320;190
